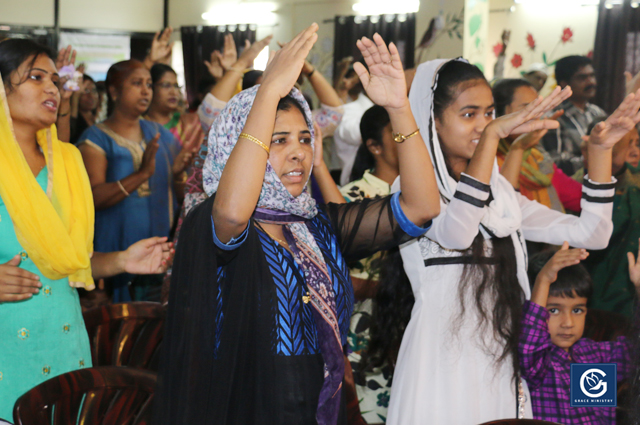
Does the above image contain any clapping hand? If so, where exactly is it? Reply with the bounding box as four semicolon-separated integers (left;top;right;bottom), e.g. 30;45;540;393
488;86;572;139
235;35;274;70
587;89;640;150
627;239;640;298
172;122;204;175
354;33;407;110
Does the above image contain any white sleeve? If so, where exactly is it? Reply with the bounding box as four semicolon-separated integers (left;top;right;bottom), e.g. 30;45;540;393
197;93;227;133
334;106;363;148
520;176;615;249
425;173;490;250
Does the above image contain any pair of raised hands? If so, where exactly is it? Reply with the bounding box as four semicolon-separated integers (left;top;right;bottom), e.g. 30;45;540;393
260;23;409;112
502;86;640;151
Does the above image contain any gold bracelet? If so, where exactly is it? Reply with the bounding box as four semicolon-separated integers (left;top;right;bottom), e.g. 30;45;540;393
116;180;130;197
239;132;270;155
392;128;420;143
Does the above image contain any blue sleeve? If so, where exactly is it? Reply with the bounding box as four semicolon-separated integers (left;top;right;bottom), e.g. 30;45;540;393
76;126;110;157
390;191;431;237
211;217;249;251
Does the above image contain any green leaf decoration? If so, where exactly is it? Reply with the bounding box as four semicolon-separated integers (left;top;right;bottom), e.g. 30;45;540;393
542;52;548;65
474;62;485;73
469;14;482;36
475;37;480;48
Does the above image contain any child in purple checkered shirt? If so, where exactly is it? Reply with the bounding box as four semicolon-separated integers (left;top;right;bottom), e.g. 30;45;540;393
519;242;640;424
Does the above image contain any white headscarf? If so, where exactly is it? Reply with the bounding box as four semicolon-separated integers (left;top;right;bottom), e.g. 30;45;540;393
408;58;522;238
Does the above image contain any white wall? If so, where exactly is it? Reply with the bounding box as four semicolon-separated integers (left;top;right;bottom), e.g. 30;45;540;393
486;0;598;83
60;0;164;32
0;0;54;26
0;0;163;32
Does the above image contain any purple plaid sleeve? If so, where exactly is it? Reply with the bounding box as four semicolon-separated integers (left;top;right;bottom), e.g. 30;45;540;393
519;300;553;391
590;337;632;380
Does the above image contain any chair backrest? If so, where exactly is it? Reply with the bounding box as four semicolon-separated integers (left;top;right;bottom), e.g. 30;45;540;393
13;366;156;425
478;420;563;425
83;302;166;371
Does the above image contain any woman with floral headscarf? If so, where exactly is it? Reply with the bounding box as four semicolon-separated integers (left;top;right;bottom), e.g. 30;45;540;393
154;25;440;425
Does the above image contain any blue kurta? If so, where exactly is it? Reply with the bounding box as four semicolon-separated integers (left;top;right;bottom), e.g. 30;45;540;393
0;167;92;421
78;120;179;301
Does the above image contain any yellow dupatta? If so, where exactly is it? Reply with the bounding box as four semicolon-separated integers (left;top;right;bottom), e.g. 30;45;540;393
0;75;95;289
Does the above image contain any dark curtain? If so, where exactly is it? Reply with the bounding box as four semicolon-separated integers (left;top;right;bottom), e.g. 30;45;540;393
181;25;256;110
333;14;416;78
593;0;640;113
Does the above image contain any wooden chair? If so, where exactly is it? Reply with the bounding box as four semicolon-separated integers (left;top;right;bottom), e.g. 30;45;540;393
83;302;166;371
478;420;562;425
13;366;155;425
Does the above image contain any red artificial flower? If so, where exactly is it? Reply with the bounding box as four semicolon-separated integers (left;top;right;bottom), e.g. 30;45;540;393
493;42;504;58
561;27;573;44
526;33;536;50
511;53;523;69
587;50;593;59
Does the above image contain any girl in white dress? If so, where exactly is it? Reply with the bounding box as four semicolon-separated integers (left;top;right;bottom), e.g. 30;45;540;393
383;59;640;424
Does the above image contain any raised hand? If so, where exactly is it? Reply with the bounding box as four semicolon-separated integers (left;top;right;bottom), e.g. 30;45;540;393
354;33;407;110
511;110;564;151
0;255;41;302
235;35;274;70
122;237;174;275
56;45;79;101
206;34;238;76
260;24;318;99
488;86;572;139
536;242;588;286
627;239;640;291
149;28;174;64
204;51;224;79
139;134;161;178
588;89;640;150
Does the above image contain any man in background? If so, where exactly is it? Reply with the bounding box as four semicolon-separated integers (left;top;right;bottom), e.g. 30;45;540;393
542;55;605;176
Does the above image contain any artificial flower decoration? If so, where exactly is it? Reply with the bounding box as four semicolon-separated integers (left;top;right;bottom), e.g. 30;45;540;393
526;33;536;50
493;42;504;58
561;27;573;44
511;53;523;69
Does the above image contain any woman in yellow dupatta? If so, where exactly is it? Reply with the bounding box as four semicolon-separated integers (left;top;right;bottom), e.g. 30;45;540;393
0;39;174;421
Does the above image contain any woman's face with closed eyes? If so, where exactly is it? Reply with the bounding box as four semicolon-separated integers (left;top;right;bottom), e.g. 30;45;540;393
269;106;313;198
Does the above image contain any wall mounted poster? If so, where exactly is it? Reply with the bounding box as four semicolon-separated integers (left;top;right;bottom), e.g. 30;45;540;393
59;32;130;82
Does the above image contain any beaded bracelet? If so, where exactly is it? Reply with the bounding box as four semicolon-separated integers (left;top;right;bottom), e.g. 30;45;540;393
239;132;270;155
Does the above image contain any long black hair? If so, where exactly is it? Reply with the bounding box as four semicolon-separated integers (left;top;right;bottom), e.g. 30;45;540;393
0;38;55;92
349;105;391;183
492;78;536;118
365;60;524;382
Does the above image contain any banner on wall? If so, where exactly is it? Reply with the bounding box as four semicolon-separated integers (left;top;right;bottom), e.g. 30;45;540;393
59;32;130;82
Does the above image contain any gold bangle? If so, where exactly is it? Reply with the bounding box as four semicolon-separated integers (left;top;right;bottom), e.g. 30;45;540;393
392;128;420;143
239;132;270;155
116;180;130;197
